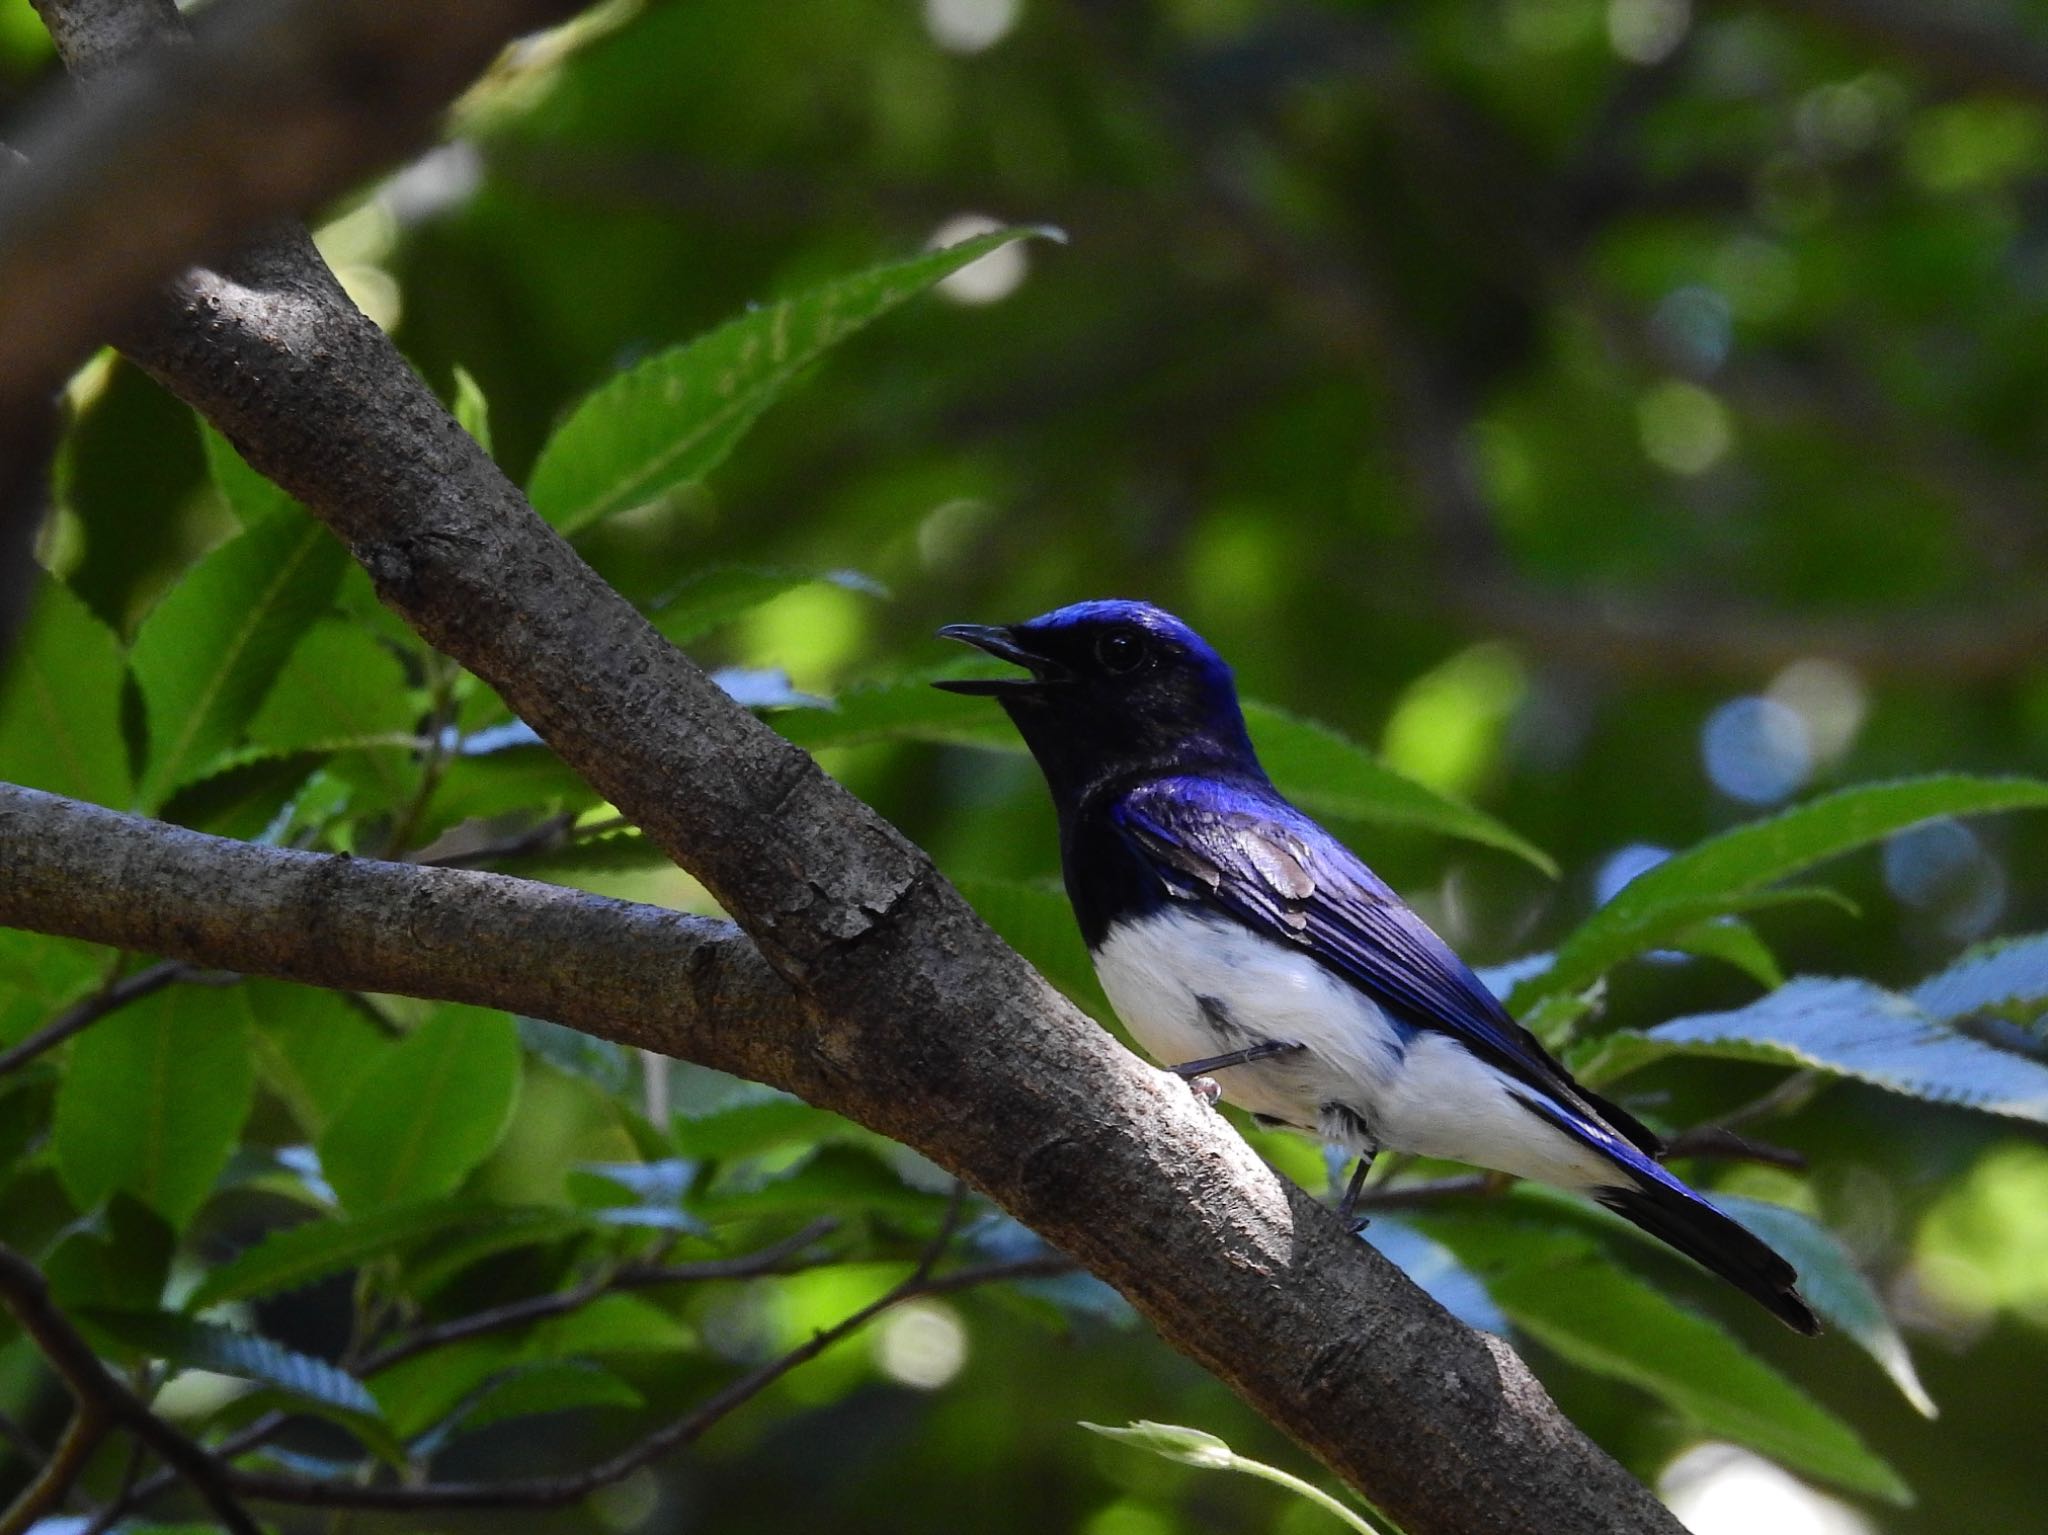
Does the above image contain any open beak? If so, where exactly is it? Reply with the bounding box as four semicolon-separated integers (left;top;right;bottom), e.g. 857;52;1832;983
933;623;1062;695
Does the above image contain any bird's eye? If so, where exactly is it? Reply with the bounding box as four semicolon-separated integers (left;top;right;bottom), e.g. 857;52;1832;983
1095;630;1147;674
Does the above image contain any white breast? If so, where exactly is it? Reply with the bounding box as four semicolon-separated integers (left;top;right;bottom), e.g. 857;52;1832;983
1090;908;1405;1135
1090;907;1619;1190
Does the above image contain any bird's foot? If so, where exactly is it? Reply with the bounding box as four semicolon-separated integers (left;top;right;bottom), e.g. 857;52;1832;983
1187;1075;1222;1109
1335;1148;1378;1235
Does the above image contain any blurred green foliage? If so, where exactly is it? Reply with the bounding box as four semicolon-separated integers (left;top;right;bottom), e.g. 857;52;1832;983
6;0;2048;1532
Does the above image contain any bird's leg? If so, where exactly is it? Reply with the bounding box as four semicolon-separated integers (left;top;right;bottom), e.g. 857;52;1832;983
1337;1148;1378;1233
1167;1039;1305;1078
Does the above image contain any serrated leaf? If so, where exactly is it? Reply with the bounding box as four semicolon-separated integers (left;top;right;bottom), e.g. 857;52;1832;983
247;621;421;809
527;227;1055;532
1520;776;2048;1011
84;1310;379;1416
1910;931;2048;1022
186;1200;485;1310
1586;978;2048;1122
1419;1215;1909;1502
52;986;254;1229
0;576;131;807
651;565;884;647
1243;703;1555;874
130;514;348;806
1716;1195;1935;1418
319;1008;523;1213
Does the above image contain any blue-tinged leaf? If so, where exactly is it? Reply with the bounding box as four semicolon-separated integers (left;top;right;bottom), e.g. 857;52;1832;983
1716;1196;1936;1419
83;1310;379;1416
527;227;1057;533
1910;931;2048;1022
1578;978;2048;1121
1520;777;2048;1011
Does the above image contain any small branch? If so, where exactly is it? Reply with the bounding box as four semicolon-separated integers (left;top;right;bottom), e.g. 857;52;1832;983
0;1245;261;1535
357;1218;841;1375
210;1255;1076;1511
1660;1125;1808;1173
0;959;191;1078
0;1408;107;1535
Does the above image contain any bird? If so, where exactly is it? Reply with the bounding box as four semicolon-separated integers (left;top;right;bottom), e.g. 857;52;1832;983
935;598;1818;1334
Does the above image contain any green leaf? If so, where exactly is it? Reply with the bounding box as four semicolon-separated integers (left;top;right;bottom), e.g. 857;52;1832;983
1665;917;1784;989
83;1310;379;1416
42;1195;174;1313
955;877;1106;1015
0;930;108;1047
1421;1215;1909;1502
1582;978;2048;1122
318;1008;523;1213
1081;1419;1233;1468
651;565;883;648
52;986;255;1229
199;420;295;526
451;364;494;458
1521;776;2048;1010
1243;703;1555;874
0;576;131;807
185;1200;487;1310
527;227;1055;533
248;621;419;754
669;1093;862;1160
130;514;348;806
247;982;395;1136
775;664;1019;753
1715;1195;1936;1419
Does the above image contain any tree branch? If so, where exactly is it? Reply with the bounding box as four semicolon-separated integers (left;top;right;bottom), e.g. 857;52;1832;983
4;1;1693;1527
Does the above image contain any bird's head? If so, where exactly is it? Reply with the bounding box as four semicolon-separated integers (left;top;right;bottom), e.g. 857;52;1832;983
935;599;1260;800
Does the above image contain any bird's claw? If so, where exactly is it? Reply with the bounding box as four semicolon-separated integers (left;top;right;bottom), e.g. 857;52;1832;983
1187;1075;1222;1109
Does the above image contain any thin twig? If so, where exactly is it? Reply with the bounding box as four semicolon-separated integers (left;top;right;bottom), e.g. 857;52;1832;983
0;960;188;1078
357;1218;841;1374
0;1408;107;1535
0;1245;261;1535
205;1254;1074;1511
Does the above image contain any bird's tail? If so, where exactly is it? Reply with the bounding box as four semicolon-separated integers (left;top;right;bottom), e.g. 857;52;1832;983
1594;1170;1820;1335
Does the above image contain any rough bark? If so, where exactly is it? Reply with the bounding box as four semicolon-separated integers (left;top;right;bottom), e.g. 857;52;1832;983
4;2;1691;1529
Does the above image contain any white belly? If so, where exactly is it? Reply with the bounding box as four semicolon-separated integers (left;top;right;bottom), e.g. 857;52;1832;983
1090;908;1618;1189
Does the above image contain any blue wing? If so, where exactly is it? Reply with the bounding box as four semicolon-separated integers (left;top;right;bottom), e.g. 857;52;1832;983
1109;775;1662;1156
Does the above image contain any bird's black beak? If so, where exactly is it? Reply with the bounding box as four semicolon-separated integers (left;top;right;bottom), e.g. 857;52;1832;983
933;623;1064;695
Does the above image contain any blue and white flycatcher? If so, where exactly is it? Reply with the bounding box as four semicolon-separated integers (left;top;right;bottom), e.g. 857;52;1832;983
938;598;1816;1334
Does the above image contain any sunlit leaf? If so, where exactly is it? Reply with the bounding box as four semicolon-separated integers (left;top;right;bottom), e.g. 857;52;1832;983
527;227;1057;532
130;514;348;806
0;576;131;808
451;364;494;459
319;1007;523;1213
1520;777;2048;1011
1244;703;1555;874
651;565;884;647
